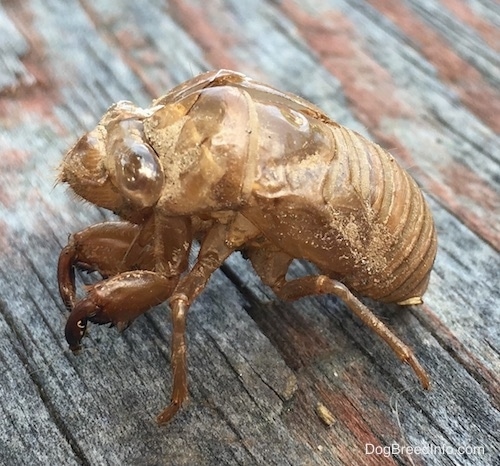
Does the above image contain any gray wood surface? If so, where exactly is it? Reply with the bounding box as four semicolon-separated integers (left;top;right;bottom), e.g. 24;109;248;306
0;0;499;465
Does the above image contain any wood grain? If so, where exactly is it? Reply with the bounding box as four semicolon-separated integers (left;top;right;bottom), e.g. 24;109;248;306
0;1;498;465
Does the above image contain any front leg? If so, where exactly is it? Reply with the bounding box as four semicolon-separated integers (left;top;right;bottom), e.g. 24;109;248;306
58;221;155;310
62;215;192;350
65;270;178;350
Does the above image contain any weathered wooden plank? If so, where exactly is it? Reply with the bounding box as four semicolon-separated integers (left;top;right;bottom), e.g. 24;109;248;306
0;0;498;465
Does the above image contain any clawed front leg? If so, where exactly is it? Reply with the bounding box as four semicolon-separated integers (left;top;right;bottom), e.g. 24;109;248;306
65;270;178;350
58;222;155;310
59;219;183;351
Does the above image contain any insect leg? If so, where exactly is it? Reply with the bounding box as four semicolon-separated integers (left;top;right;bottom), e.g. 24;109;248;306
156;222;244;424
65;270;178;351
279;276;430;389
156;295;188;424
58;221;154;310
249;248;429;389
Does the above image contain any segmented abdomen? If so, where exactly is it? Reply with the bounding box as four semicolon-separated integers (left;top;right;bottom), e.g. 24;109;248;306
323;125;437;304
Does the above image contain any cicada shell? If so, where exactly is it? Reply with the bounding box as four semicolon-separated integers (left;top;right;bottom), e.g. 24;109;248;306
58;70;437;424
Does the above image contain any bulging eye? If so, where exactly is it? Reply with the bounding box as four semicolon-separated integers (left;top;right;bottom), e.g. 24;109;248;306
114;139;164;207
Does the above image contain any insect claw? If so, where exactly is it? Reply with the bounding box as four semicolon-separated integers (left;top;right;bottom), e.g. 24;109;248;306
408;356;431;390
65;297;99;350
116;321;131;333
57;244;77;311
156;401;182;425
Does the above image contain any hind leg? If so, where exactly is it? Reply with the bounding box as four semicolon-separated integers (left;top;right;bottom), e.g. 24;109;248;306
248;248;430;389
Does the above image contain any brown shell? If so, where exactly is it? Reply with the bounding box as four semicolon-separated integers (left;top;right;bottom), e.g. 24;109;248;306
143;70;437;304
58;70;438;424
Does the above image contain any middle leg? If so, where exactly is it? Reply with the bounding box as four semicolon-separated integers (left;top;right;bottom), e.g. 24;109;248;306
157;217;260;424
